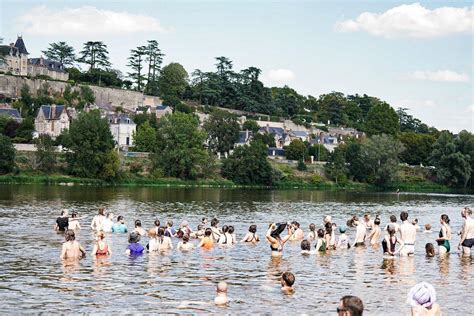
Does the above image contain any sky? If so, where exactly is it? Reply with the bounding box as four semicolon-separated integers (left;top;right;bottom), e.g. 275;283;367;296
1;0;472;132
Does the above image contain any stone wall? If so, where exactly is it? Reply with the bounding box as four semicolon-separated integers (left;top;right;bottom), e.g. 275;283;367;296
0;74;162;110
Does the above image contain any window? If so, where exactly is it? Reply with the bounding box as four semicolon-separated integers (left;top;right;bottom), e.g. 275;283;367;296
126;137;130;145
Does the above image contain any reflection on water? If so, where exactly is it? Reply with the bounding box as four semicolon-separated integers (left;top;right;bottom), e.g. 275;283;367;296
0;185;472;314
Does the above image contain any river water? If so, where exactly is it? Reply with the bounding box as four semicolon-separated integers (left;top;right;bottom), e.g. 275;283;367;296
0;185;472;315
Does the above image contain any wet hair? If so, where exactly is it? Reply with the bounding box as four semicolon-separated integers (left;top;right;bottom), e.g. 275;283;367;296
317;228;325;238
205;228;212;237
154;219;160;227
374;217;381;225
167;220;173;227
281;271;295;287
61;209;67;216
228;226;235;234
98;208;105;216
117;215;123;221
340;295;364;316
425;224;432;230
197;224;204;231
71;212;78;218
346;219;354;228
157;227;165;237
294;221;300;228
390;215;397;223
301;239;310;251
325;222;332;235
309;223;316;232
201;217;207;223
65;229;75;242
364;213;370;220
222;225;229;233
211;218;219;227
387;225;396;236
135;220;142;227
400;211;409;221
183;235;190;243
128;232;140;243
249;225;257;233
148;228;157;237
425;243;435;257
441;214;450;225
412;218;418;224
97;231;105;240
464;207;472;215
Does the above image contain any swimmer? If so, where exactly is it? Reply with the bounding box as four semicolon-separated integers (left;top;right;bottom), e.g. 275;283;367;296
68;212;81;230
112;215;127;233
177;235;195;251
323;215;332;225
436;214;451;255
281;271;295;295
337;295;364;316
218;225;233;245
459;207;474;256
165;220;176;238
412;218;420;231
307;223;317;241
154;219;161;234
266;223;293;256
425;243;435;257
301;239;311;255
191;224;205;239
366;216;381;245
399;211;416;256
178;220;192;237
337;225;350;249
406;282;442;316
324;222;336;249
291;221;304;241
214;282;228;306
201;217;208;226
102;212;114;233
199;228;214;250
228;226;236;244
55;209;69;232
424;224;432;233
126;232;145;256
147;228;160;252
210;218;221;242
90;207;106;232
382;225;404;256
91;231;112;256
241;224;259;243
60;229;86;260
385;215;400;235
157;227;173;251
134;219;147;236
363;213;374;230
315;228;327;252
352;216;366;248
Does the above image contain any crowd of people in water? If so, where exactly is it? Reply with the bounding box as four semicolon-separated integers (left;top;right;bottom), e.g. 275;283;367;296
54;206;473;314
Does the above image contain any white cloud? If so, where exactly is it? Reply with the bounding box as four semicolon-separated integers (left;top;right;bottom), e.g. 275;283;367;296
410;70;470;82
17;6;170;36
263;69;295;83
335;3;473;38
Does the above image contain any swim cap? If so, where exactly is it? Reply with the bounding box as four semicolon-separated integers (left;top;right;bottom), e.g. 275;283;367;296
339;225;347;233
407;282;436;308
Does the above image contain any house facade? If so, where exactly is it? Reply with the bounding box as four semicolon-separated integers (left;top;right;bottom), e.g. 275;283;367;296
156;105;172;119
28;57;69;81
108;114;136;148
0;108;22;122
0;36;29;76
35;105;71;138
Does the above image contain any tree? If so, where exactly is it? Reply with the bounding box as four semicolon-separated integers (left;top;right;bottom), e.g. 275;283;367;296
365;102;400;136
397;108;430;134
360;134;405;185
127;46;147;91
399;132;435;165
132;121;156;152
456;130;474;186
430;131;471;187
158;63;189;99
77;41;111;71
242;120;260;133
0;134;15;174
65;111;118;179
252;132;276;147
325;147;348;185
221;140;274;185
153;112;210;179
144;40;164;95
34;134;56;172
42;41;75;66
203;110;240;154
285;139;307;160
308;144;330;161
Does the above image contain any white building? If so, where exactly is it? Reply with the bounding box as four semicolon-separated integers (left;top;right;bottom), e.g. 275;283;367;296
156;105;172;119
108;114;136;148
35;105;71;138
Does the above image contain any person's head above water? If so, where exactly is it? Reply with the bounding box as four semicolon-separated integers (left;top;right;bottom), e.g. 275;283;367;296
148;228;157;238
374;217;381;226
339;225;347;234
281;271;295;287
183;234;190;243
390;215;397;223
317;228;325;238
211;218;219;227
425;243;435;257
222;225;229;233
117;215;124;223
61;209;69;216
249;224;257;233
65;229;75;242
128;232;140;243
154;219;160;227
400;211;409;222
387;225;396;236
71;212;77;218
309;223;316;232
98;207;105;216
216;281;228;293
301;239;310;251
424;223;431;231
204;228;212;237
228;226;235;234
135;219;142;228
407;282;437;309
440;214;450;225
338;295;364;316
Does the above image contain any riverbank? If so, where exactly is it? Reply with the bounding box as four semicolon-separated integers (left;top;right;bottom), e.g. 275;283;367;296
0;174;471;194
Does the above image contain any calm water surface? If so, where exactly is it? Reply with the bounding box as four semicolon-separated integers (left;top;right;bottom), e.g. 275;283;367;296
0;185;472;315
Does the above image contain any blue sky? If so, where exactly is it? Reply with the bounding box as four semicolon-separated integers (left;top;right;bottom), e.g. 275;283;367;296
1;0;472;132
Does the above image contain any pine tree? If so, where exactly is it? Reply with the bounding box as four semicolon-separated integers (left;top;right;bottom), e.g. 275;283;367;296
77;41;111;71
127;46;147;91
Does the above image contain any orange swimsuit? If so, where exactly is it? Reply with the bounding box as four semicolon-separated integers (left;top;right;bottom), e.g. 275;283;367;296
201;237;214;250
